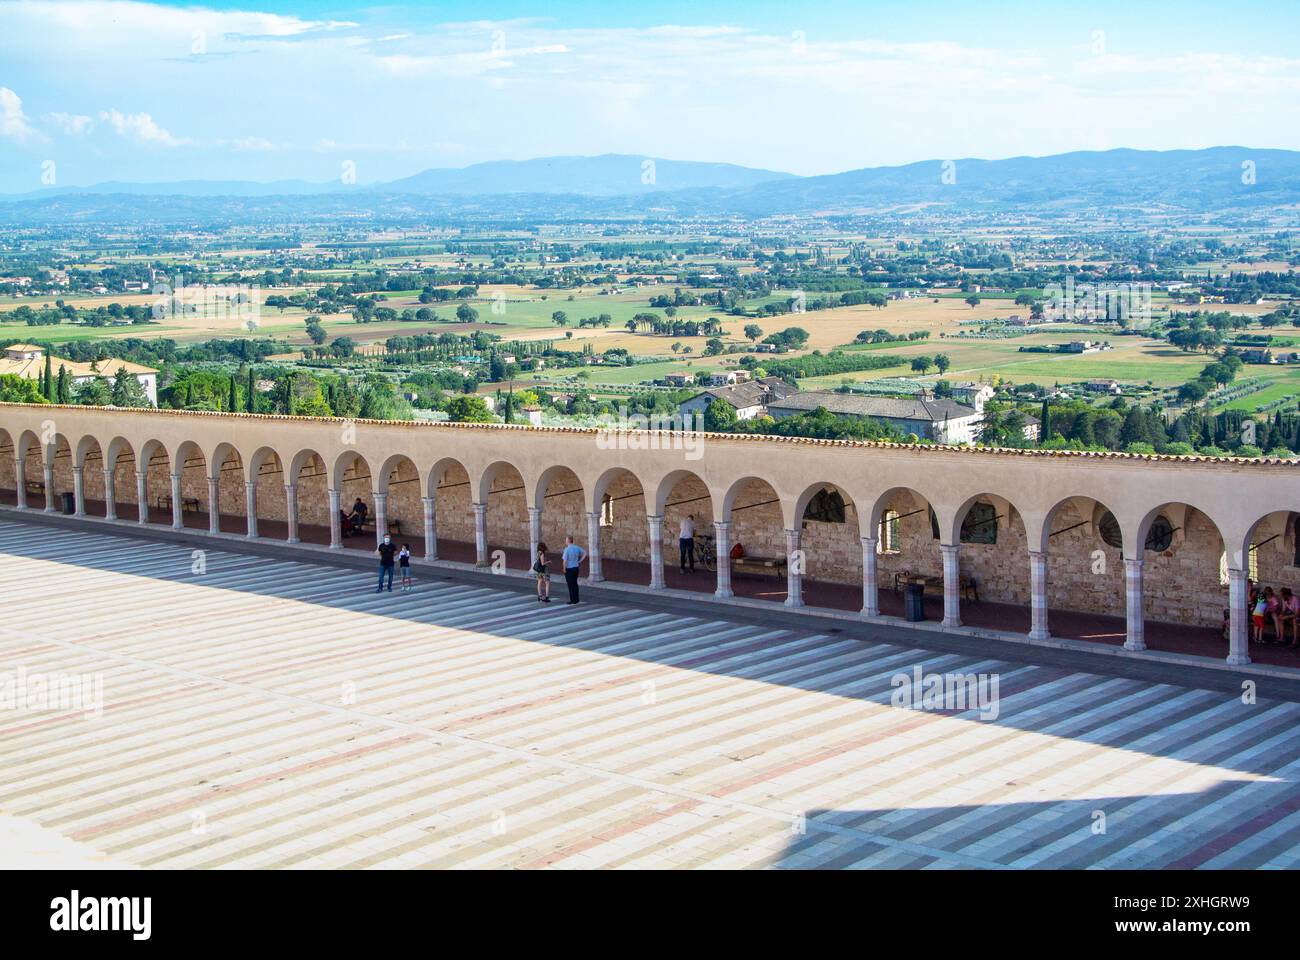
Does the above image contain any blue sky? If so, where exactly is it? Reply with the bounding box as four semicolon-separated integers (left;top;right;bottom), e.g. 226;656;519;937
1;0;1298;188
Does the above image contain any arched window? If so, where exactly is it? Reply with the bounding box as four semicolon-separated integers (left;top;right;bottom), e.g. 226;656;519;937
960;502;998;544
803;488;846;524
1099;511;1174;552
1099;511;1123;549
1146;515;1175;552
880;509;900;553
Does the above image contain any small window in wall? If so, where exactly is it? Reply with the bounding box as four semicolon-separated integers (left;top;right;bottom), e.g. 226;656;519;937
960;502;998;545
1146;515;1175;553
880;509;901;553
929;506;940;540
1099;512;1123;550
1099;511;1175;553
600;493;614;527
803;487;846;524
1249;544;1260;581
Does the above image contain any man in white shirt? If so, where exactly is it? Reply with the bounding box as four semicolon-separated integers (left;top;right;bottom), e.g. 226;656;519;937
679;514;695;574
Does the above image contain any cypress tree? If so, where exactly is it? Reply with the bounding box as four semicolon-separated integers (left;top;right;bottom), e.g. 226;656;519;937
43;352;53;400
246;368;256;413
56;365;70;404
1039;398;1050;445
229;376;238;413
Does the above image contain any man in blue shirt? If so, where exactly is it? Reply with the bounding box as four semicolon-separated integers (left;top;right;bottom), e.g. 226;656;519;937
561;535;586;605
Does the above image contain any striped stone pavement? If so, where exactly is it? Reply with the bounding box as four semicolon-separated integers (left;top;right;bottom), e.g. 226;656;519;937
1;523;1299;870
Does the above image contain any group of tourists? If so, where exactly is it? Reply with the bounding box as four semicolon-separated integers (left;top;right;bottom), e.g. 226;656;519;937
531;536;587;605
374;535;413;593
1245;581;1300;647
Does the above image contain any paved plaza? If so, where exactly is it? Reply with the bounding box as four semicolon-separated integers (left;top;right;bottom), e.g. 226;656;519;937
2;522;1300;869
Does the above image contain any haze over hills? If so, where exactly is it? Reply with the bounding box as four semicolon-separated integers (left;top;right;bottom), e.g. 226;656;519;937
3;148;1298;223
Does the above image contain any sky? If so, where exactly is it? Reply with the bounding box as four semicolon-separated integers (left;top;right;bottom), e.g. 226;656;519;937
1;0;1299;189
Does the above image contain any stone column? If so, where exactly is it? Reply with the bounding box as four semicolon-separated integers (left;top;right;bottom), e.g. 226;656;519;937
244;481;258;538
940;543;962;628
784;528;804;607
1028;550;1050;641
647;515;665;589
585;511;604;582
135;471;148;524
527;507;542;569
860;535;880;617
42;462;55;512
373;492;388;547
473;502;488;566
102;468;116;521
207;477;220;535
714;520;734;598
1124;558;1146;652
170;473;184;529
14;457;26;509
285;484;299;543
72;465;85;517
421;496;437;560
328;489;343;549
1227;567;1251;666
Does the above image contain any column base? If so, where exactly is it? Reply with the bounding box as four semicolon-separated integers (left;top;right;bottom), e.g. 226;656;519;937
287;537;300;545
860;606;879;618
587;575;605;584
329;542;343;551
1226;653;1251;666
941;616;962;629
1027;627;1050;642
715;587;733;598
1123;638;1146;652
783;597;804;608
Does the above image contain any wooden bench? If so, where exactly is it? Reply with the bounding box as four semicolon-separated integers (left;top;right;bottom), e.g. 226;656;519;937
158;494;201;514
351;515;401;537
732;555;787;579
893;572;979;602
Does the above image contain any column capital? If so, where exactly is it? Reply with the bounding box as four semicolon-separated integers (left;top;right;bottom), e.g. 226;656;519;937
859;534;878;546
713;519;731;531
421;496;434;506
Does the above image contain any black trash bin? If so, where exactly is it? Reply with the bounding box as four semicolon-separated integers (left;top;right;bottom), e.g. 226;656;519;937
60;491;75;514
904;580;926;621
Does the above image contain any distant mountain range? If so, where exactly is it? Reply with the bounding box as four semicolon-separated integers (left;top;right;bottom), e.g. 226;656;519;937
3;148;1298;222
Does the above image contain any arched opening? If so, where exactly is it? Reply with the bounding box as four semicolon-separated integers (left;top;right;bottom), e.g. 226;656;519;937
46;434;75;512
946;493;1027;632
246;446;287;539
789;481;862;612
376;454;423;553
14;430;45;510
867;487;946;622
288;449;328;545
720;475;786;604
333;452;375;551
1131;501;1227;658
0;429;14;505
532;467;587;570
137;439;171;524
76;435;107;516
478;461;529;569
588;467;650;586
1038;496;1127;645
210;443;245;534
104;437;137;521
430;458;474;564
1236;509;1300;665
172;440;208;530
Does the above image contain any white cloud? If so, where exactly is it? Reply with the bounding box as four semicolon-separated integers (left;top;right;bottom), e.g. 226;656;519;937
0;87;38;143
225;136;280;152
47;112;94;136
97;109;189;147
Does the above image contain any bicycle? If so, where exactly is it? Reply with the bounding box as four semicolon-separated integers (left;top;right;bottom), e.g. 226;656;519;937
694;533;717;572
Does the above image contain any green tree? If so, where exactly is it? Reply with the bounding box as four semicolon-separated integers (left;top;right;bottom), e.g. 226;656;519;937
246;368;256;413
56;365;70;404
0;373;47;403
110;368;150;408
43;352;53;401
444;394;494;422
702;398;737;432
